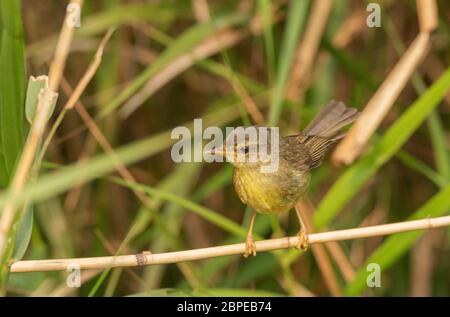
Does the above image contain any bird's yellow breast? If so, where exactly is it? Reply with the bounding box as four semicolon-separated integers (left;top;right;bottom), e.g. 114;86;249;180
233;166;310;214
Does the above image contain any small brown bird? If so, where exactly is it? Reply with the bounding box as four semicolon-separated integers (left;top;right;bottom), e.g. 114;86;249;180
209;101;359;257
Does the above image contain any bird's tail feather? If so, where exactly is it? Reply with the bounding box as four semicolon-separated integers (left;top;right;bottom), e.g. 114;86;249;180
303;100;359;139
301;101;359;169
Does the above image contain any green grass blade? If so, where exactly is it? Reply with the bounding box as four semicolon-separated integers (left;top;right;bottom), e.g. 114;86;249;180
27;4;180;57
396;150;447;188
100;13;248;117
258;0;276;83
0;0;25;187
0;104;241;211
313;66;450;228
267;0;309;125
427;110;450;180
0;0;28;289
345;184;450;296
78;4;178;37
385;17;450;183
112;177;247;238
11;205;33;261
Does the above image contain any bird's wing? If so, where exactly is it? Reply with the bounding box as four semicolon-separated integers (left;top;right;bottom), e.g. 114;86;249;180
281;134;338;170
280;135;312;171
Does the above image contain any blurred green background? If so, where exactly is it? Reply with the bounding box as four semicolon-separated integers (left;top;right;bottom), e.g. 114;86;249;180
0;0;449;296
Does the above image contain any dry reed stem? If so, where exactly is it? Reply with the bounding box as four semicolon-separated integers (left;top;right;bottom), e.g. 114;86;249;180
296;201;341;296
119;29;249;118
332;9;367;48
298;198;356;283
51;270;101;296
48;0;84;91
64;29;114;109
332;32;431;165
410;229;442;296
119;10;276;118
234;79;266;125
60;80;155;210
0;90;57;259
278;277;316;297
324;241;356;282
10;215;450;273
417;0;438;33
286;0;333;101
192;0;211;23
0;1;84;265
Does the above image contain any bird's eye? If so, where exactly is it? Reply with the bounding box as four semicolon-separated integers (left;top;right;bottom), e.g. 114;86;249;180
239;146;250;154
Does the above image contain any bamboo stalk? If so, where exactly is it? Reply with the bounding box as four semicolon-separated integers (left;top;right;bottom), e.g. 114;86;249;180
10;215;450;273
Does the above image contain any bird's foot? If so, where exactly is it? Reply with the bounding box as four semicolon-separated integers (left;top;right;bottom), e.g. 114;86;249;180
243;235;257;258
295;229;309;251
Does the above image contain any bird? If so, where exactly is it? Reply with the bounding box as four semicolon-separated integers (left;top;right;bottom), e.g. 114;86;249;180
207;101;359;257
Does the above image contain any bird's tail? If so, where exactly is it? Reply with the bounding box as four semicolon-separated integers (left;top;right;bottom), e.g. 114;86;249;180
301;101;359;169
303;100;359;140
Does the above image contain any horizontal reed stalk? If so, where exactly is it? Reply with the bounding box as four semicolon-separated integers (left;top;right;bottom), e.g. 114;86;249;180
10;215;450;273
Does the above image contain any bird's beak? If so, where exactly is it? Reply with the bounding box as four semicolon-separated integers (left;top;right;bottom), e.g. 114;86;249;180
204;146;227;156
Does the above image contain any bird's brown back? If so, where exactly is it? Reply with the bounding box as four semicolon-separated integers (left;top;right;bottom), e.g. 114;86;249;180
281;101;359;171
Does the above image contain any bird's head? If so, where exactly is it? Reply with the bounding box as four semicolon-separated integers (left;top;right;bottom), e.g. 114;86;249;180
205;126;280;171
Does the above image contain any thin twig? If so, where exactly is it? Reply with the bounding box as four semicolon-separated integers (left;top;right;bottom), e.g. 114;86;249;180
10;215;450;273
410;229;442;296
295;201;341;296
48;0;84;91
64;28;115;109
298;198;356;283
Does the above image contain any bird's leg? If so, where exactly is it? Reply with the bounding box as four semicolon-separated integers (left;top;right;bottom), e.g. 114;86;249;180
295;206;309;250
243;210;257;257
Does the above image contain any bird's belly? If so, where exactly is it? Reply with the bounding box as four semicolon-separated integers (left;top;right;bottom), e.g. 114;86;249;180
233;168;310;214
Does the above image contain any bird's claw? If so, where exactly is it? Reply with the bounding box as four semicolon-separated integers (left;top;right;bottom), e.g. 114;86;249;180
296;229;309;251
243;235;257;257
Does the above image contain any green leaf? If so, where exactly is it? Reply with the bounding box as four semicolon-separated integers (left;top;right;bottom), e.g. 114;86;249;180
0;0;25;188
268;0;310;125
24;76;57;124
12;204;33;261
345;184;450;296
427;108;450;181
313;66;450;228
396;150;446;188
258;0;276;83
